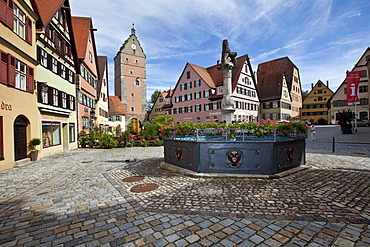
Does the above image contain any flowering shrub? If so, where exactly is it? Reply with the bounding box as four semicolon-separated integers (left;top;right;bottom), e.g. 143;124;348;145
159;119;308;138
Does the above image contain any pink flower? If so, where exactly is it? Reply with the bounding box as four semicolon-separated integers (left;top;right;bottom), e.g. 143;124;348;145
227;132;231;135
260;125;265;127
218;127;224;130
271;130;275;133
282;130;286;132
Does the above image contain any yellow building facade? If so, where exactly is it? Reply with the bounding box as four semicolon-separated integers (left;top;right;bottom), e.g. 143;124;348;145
301;80;334;124
0;0;39;171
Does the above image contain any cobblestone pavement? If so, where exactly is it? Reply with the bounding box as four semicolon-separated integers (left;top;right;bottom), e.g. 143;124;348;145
1;126;370;247
306;125;370;156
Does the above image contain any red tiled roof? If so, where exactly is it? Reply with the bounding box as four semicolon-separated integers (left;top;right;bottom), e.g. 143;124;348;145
189;63;215;88
160;92;168;98
256;71;284;101
32;0;65;27
109;96;126;115
257;57;297;90
71;17;91;59
96;56;108;100
166;89;173;98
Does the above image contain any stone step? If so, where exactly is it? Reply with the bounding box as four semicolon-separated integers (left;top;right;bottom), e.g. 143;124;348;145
14;158;33;168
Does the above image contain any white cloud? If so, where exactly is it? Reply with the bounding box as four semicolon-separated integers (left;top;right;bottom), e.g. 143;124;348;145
69;0;370;101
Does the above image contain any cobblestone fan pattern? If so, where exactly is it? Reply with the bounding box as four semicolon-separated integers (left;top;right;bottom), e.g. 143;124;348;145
0;147;369;247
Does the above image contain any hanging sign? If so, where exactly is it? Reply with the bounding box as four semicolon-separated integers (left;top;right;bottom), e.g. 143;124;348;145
346;71;362;103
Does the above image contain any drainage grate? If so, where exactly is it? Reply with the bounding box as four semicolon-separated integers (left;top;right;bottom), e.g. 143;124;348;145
130;183;159;193
122;176;145;182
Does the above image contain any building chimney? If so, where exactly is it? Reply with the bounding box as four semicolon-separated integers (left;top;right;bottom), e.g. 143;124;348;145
326;80;329;87
311;83;313;89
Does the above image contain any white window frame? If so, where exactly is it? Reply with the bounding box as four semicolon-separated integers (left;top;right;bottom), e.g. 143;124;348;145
40;49;48;67
52;57;58;73
14;5;25;39
60;64;66;79
15;59;26;90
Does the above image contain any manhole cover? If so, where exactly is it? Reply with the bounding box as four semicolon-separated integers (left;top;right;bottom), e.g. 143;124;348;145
198;185;223;196
122;176;145;182
130;183;159;193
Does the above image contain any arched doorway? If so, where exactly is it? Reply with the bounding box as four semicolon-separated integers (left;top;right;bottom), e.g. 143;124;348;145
14;115;29;161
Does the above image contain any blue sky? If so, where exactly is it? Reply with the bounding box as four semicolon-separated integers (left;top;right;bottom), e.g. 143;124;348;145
69;0;370;98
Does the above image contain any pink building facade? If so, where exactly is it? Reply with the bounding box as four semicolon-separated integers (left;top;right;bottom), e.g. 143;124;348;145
164;55;260;123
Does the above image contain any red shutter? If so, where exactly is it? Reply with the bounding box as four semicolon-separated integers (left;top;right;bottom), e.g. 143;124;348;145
6;0;13;29
26;66;34;93
7;54;15;87
26;16;32;44
0;51;8;85
0;0;7;23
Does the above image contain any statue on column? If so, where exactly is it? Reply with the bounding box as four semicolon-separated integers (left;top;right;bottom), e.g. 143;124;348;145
221;40;237;69
219;40;237;123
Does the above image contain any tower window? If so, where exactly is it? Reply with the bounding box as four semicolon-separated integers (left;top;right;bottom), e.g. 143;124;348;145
135;59;138;63
131;106;135;112
135;78;140;86
129;70;133;74
187;71;190;79
125;57;128;62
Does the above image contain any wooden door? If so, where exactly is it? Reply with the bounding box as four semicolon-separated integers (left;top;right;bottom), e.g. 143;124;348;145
14;116;28;160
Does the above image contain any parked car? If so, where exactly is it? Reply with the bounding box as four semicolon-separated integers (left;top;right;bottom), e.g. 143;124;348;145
355;119;369;127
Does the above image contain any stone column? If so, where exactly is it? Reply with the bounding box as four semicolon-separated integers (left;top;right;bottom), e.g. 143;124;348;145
219;40;236;124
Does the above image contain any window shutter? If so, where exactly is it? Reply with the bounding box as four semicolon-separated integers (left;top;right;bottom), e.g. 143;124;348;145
37;83;43;103
61;40;66;55
36;46;41;63
58;91;63;107
0;0;6;23
6;0;14;29
66;94;70;109
0;50;8;85
26;16;32;44
26;66;34;93
7;54;15;87
48;87;53;105
57;61;61;75
47;54;52;70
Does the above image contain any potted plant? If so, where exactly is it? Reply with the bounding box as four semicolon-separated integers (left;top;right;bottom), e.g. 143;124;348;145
99;134;117;149
78;131;89;147
337;108;355;134
28;138;41;161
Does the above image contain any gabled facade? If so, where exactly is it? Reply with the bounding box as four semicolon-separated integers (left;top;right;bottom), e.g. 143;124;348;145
257;57;303;120
148;91;168;121
257;72;292;121
0;0;39;170
301;80;334;124
108;96;126;131
114;26;146;126
164;55;260;123
329;48;370;124
33;0;79;157
96;56;109;127
72;16;99;132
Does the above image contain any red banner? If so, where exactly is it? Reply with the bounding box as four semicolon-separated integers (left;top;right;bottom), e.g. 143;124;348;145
346;71;362;103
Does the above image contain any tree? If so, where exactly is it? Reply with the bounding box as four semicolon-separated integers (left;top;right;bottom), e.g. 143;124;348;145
302;90;309;100
151;90;162;104
147;90;162;112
